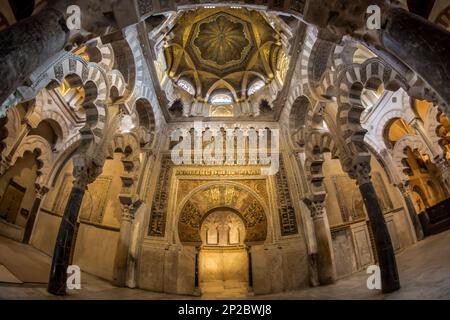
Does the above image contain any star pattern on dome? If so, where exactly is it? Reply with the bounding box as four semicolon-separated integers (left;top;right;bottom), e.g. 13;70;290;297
164;8;283;113
192;13;252;70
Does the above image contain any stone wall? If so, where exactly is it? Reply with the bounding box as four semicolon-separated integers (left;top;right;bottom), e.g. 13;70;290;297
29;152;126;280
251;242;309;294
323;152;415;279
136;149;311;295
73;223;120;281
30;210;60;255
0;152;38;239
137;244;196;295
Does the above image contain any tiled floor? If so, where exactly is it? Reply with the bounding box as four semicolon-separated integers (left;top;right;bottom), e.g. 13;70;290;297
0;230;449;299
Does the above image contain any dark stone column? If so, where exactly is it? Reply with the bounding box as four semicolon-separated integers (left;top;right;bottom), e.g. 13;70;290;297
398;184;424;241
381;8;450;109
0;8;69;105
22;185;49;244
47;175;87;295
356;164;400;293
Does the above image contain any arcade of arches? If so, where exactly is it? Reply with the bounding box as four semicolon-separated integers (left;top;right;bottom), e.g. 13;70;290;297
0;0;449;298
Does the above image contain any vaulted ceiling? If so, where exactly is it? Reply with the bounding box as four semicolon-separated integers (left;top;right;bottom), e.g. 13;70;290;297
164;8;282;104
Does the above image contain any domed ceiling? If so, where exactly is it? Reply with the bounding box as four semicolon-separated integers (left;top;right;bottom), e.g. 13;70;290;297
164;8;283;105
191;13;252;71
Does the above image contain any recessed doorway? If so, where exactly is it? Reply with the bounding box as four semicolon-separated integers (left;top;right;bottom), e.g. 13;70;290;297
198;210;250;298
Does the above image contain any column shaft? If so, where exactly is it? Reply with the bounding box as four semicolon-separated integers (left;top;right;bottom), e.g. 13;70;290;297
359;181;400;293
47;184;85;295
0;8;68;105
114;216;133;286
400;186;424;241
22;190;46;244
312;214;336;285
382;8;450;109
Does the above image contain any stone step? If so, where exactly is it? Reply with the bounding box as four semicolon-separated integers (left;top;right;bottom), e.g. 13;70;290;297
200;280;249;298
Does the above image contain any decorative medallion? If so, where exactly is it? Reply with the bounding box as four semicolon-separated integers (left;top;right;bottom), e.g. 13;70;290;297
190;13;252;71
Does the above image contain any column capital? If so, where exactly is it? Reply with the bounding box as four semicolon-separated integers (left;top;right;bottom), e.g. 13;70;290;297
353;161;372;186
71;148;106;189
303;197;326;218
72;163;102;190
35;184;49;199
0;159;11;175
119;199;143;222
397;182;411;195
120;204;135;222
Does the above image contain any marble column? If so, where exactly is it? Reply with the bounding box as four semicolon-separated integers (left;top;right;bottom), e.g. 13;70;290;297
114;199;142;287
355;162;400;293
398;183;424;241
22;184;49;244
0;8;69;106
304;198;336;285
47;166;91;295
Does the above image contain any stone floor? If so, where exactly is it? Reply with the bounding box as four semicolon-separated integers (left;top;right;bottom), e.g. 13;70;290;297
0;230;450;299
200;280;249;299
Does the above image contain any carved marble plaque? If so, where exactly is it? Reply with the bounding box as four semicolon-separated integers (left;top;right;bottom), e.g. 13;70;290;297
206;227;219;245
331;228;357;278
228;225;240;245
386;218;400;251
372;172;393;212
332;171;393;223
79;176;112;223
332;174;364;222
0;180;26;223
55;173;112;224
353;228;373;268
54;173;73;215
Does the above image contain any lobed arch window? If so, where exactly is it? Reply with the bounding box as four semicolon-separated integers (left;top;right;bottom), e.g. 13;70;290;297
210;93;233;106
177;79;195;96
247;80;265;96
119;115;135;134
